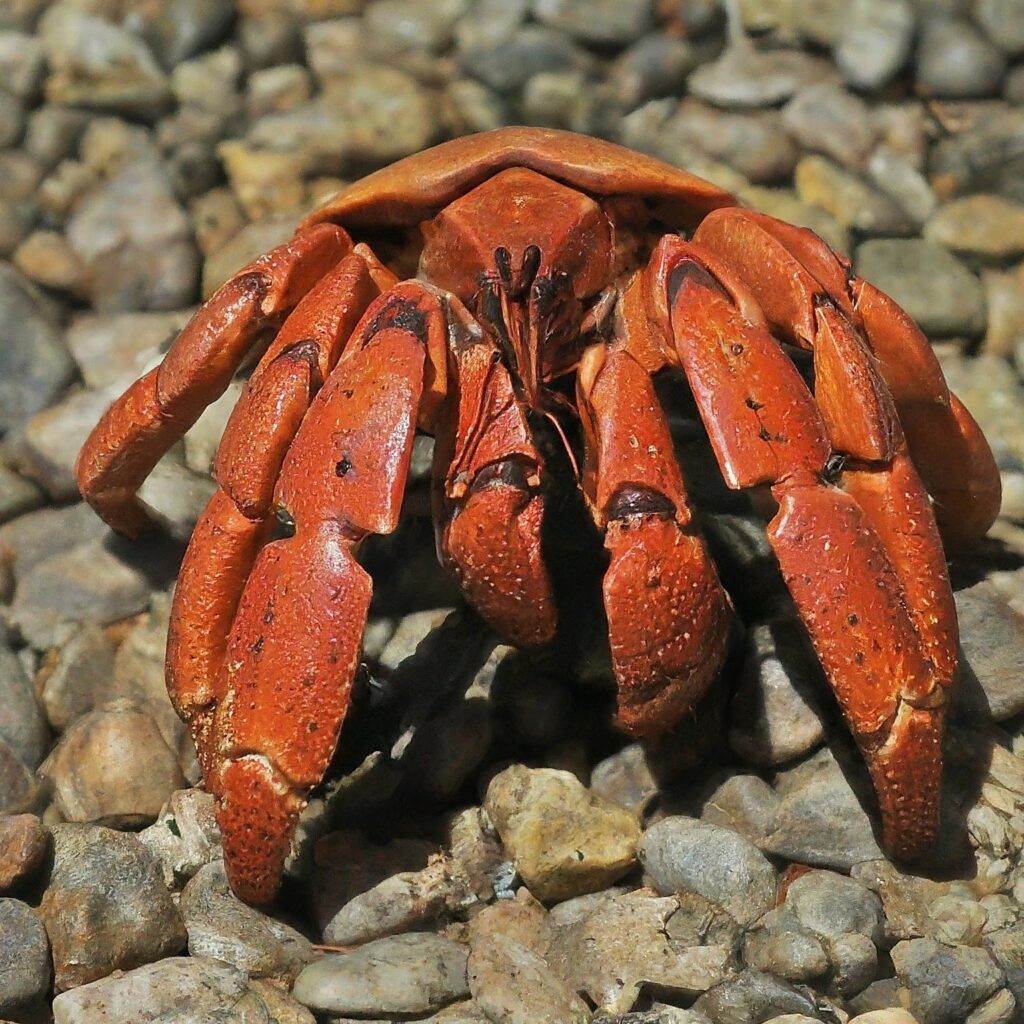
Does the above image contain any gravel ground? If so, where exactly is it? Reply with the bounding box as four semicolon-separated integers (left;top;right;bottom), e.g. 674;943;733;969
2;1;1024;1022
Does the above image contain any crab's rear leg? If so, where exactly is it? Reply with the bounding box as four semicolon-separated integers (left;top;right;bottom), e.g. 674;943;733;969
75;223;351;536
166;253;381;777
574;343;732;736
692;208;1001;551
433;328;556;649
650;237;955;860
209;283;451;903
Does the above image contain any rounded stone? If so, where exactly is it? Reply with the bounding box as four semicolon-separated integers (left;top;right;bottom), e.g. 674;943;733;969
638;817;777;926
916;17;1008;99
484;765;640;902
293;932;470;1017
0;898;51;1016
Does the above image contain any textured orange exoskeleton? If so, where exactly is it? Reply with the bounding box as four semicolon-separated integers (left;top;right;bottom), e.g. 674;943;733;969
76;128;1001;903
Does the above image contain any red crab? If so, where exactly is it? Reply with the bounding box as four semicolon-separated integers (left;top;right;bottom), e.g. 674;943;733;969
76;128;1001;903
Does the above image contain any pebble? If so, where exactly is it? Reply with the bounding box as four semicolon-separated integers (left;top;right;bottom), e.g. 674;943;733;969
0;30;45;99
180;860;314;980
954;581;1024;721
0;635;49;768
916;18;1008;100
924;195;1024;261
785;870;884;943
830;932;880;997
795;156;913;236
0;897;51;1017
929;108;1024;201
688;36;827;110
0;262;75;435
13;228;85;293
531;0;654;45
739;186;848;253
866;146;939;226
638;817;777;926
201;211;295;297
293;932;470;1017
982;263;1024;358
468;933;590;1024
743;915;829;983
549;889;736;1012
976;0;1024;58
891;938;1006;1024
856;238;987;337
590;742;659;817
38;5;171;119
728;619;827;766
691;969;823;1023
0;814;47;892
607;33;701;111
781;82;876;169
483;765;641;902
458;26;591;95
0;738;39;815
38;824;187;991
8;535;162;650
50;955;315;1024
834;0;915;91
762;746;886;870
66;159;199;312
40;702;186;828
701;774;781;846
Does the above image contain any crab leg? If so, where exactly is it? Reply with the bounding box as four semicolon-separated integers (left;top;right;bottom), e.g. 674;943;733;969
75;223;352;536
433;325;556;648
576;342;732;737
166;253;381;778
692;208;1000;550
647;236;955;860
208;282;451;903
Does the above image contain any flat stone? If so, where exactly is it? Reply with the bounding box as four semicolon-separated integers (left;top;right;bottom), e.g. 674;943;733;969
181;860;315;980
548;890;736;1013
9;535;160;650
762;746;886;870
0;636;48;768
483;764;641;902
39;5;171;119
0;814;47;892
692;969;822;1024
530;0;654;45
954;580;1024;721
0;898;51;1016
891;938;1005;1024
0;262;75;434
293;933;470;1017
728;619;827;766
924;195;1024;260
38;824;187;991
856;238;986;338
468;933;590;1024
458;26;591;95
50;956;253;1023
40;702;186;829
638;817;777;926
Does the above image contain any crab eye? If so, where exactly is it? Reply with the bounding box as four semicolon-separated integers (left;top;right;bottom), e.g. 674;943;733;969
272;506;296;540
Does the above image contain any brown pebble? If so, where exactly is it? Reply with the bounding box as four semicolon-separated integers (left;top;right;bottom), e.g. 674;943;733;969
0;813;48;892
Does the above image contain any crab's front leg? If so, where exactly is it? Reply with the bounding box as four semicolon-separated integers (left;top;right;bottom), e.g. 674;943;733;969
76;224;351;536
639;235;958;861
575;343;732;736
183;282;451;903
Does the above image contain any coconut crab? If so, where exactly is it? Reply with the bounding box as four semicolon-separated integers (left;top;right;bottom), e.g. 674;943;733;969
76;128;1001;903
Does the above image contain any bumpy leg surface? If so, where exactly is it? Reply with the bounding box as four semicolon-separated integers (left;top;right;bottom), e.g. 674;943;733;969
207;282;453;902
433;324;557;648
641;232;963;860
576;343;732;737
166;253;381;781
75;224;352;536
